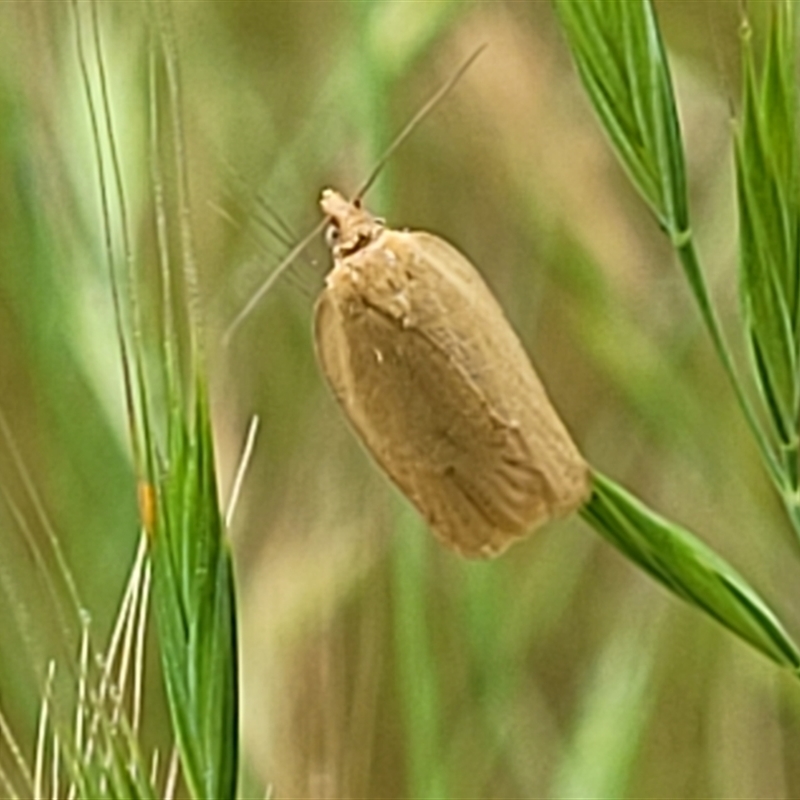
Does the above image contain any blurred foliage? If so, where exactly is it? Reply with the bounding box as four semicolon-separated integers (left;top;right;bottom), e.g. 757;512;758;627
2;1;800;798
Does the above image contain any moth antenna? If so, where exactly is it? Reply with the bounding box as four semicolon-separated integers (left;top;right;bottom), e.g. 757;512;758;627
223;217;327;346
354;43;487;202
223;44;486;344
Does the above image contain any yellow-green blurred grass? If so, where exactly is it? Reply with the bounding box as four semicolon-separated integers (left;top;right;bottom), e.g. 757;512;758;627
2;1;800;798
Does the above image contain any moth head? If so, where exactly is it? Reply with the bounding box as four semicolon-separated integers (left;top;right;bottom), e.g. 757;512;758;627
320;188;384;258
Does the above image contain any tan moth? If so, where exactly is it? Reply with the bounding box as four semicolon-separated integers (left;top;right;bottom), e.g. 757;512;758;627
314;190;591;558
225;48;591;557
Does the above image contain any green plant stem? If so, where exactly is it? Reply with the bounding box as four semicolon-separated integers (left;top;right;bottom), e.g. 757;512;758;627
681;232;800;541
675;235;785;491
779;439;800;536
781;439;800;491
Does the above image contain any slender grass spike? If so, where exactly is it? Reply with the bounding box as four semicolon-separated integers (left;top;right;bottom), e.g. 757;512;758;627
314;190;591;558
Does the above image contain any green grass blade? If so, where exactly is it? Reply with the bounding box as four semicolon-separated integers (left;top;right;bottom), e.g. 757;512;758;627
137;8;240;796
552;604;659;799
552;0;716;365
391;503;448;800
580;470;800;672
67;2;238;796
148;388;238;800
736;4;800;457
552;0;687;239
554;0;783;493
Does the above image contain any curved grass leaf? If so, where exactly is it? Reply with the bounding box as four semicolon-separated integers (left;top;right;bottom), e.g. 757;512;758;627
581;471;800;672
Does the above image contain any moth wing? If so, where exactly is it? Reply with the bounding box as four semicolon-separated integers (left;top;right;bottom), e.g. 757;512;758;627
314;228;589;559
400;231;591;521
313;291;350;404
390;323;554;556
315;288;551;558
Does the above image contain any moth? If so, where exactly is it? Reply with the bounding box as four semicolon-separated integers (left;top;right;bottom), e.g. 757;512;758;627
314;189;591;558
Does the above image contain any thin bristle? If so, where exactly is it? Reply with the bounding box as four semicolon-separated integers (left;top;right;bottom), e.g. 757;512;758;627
354;43;487;201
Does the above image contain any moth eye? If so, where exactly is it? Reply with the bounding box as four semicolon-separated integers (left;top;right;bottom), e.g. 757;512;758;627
325;224;340;249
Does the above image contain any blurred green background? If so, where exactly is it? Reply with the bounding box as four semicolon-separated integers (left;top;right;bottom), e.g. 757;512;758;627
2;1;800;798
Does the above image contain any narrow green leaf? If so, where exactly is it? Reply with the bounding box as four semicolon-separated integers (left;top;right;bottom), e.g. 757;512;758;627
552;0;687;240
581;471;800;672
736;4;800;451
554;0;787;508
553;605;659;799
149;389;238;800
142;11;240;795
392;503;448;800
553;0;734;352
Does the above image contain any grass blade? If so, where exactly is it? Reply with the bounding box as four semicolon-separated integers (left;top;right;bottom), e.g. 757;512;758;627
553;0;784;503
552;602;659;799
142;11;239;796
581;470;800;672
147;391;238;800
552;0;687;240
391;505;448;800
736;3;800;468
